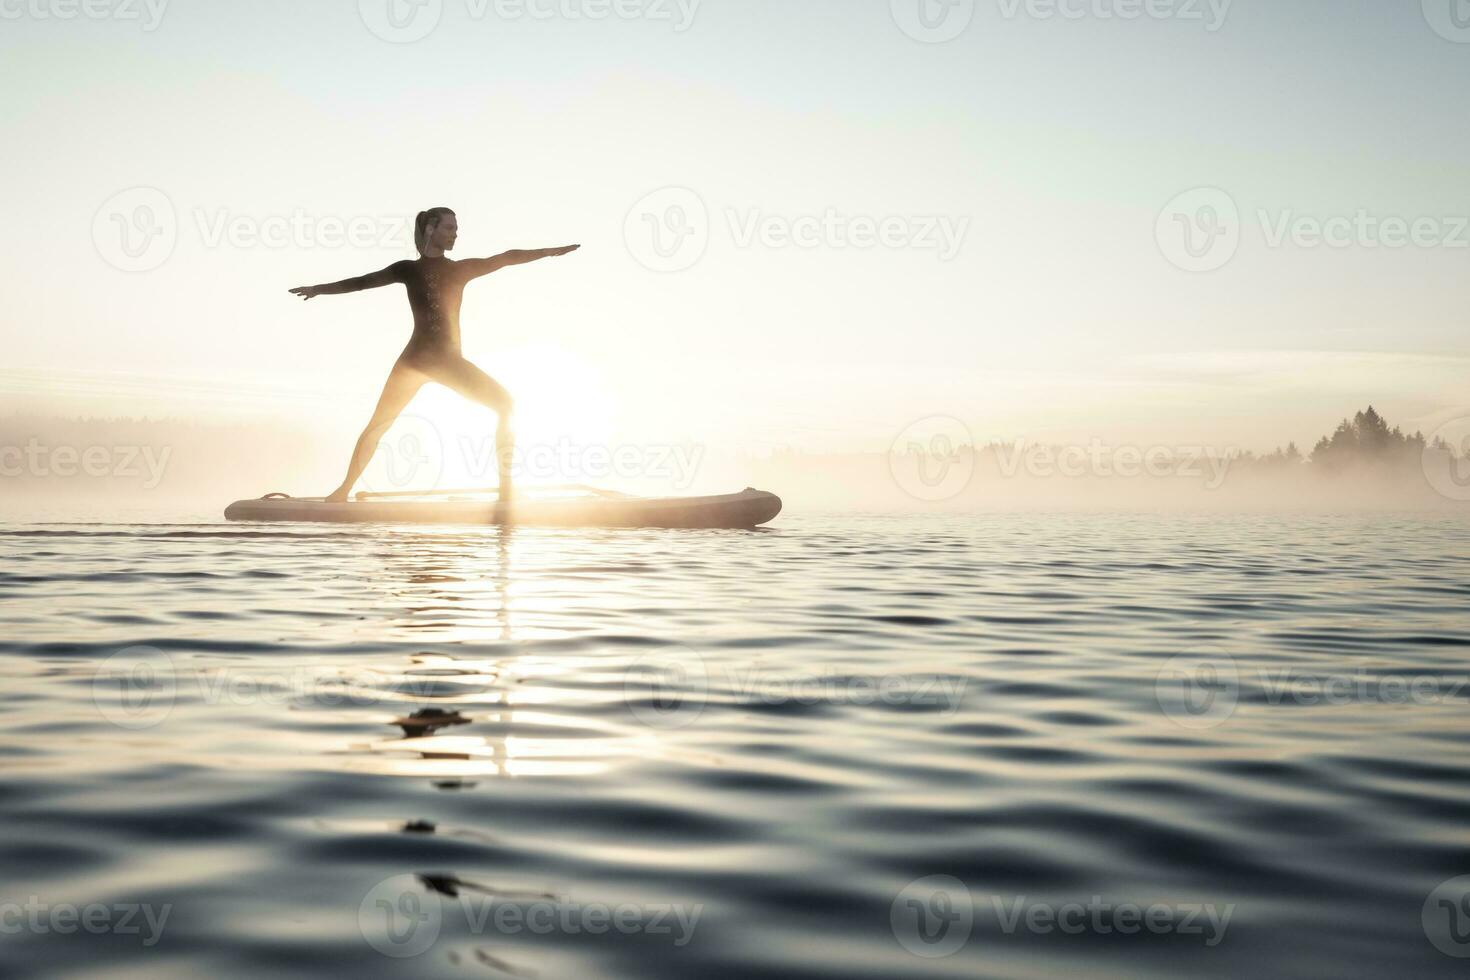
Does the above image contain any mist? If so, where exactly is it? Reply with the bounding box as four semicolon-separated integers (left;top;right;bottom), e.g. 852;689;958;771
5;406;1466;520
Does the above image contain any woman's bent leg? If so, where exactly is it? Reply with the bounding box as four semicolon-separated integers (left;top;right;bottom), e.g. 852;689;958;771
326;361;428;503
430;357;515;497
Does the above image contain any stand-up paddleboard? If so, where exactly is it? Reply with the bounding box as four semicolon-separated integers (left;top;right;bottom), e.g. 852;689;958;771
224;486;782;529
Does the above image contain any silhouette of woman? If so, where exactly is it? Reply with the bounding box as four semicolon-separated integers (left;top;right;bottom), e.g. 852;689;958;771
290;207;578;502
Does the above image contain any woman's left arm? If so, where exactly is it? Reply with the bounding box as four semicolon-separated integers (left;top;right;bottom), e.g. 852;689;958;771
460;244;580;279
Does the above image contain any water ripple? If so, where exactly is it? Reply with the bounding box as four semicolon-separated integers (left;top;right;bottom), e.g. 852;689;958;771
0;513;1468;978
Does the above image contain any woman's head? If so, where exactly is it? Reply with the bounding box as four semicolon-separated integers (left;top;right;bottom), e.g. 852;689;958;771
414;207;457;256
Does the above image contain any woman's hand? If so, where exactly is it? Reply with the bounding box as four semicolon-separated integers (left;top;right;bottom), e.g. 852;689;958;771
546;245;580;257
289;285;320;301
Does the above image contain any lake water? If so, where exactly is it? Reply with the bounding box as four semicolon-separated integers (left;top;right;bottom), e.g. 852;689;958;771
2;512;1469;979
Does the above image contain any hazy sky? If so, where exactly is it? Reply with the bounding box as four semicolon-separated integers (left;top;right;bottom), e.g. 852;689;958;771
4;0;1469;455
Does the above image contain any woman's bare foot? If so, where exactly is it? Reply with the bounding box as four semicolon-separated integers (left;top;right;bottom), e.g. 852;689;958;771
325;487;351;504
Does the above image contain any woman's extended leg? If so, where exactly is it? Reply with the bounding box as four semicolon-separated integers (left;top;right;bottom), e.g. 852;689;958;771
430;357;516;498
326;360;428;503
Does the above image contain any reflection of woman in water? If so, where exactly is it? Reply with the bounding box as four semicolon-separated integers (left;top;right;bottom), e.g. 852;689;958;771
290;207;579;502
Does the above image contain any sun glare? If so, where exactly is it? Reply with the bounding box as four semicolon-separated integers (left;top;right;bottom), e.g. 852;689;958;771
386;345;620;491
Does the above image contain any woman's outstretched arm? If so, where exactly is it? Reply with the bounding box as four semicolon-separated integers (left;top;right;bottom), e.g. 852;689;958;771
290;262;407;301
459;244;580;280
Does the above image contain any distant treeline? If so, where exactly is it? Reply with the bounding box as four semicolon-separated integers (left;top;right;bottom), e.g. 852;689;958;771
1231;406;1458;474
753;406;1469;510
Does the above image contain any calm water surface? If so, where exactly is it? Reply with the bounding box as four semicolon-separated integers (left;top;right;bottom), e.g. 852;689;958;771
3;512;1470;979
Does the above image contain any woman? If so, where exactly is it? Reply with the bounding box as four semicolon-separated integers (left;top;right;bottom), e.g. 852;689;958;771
290;207;579;502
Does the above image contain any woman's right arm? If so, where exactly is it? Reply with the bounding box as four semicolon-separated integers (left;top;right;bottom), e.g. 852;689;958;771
290;262;405;300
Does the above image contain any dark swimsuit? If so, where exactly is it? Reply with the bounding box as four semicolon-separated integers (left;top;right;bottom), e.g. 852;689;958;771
347;257;511;411
387;257;471;364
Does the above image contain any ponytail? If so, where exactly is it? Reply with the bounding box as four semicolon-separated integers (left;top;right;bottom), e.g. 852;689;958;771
414;206;455;256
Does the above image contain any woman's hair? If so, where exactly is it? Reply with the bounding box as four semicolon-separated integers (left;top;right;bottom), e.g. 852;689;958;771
414;207;456;256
